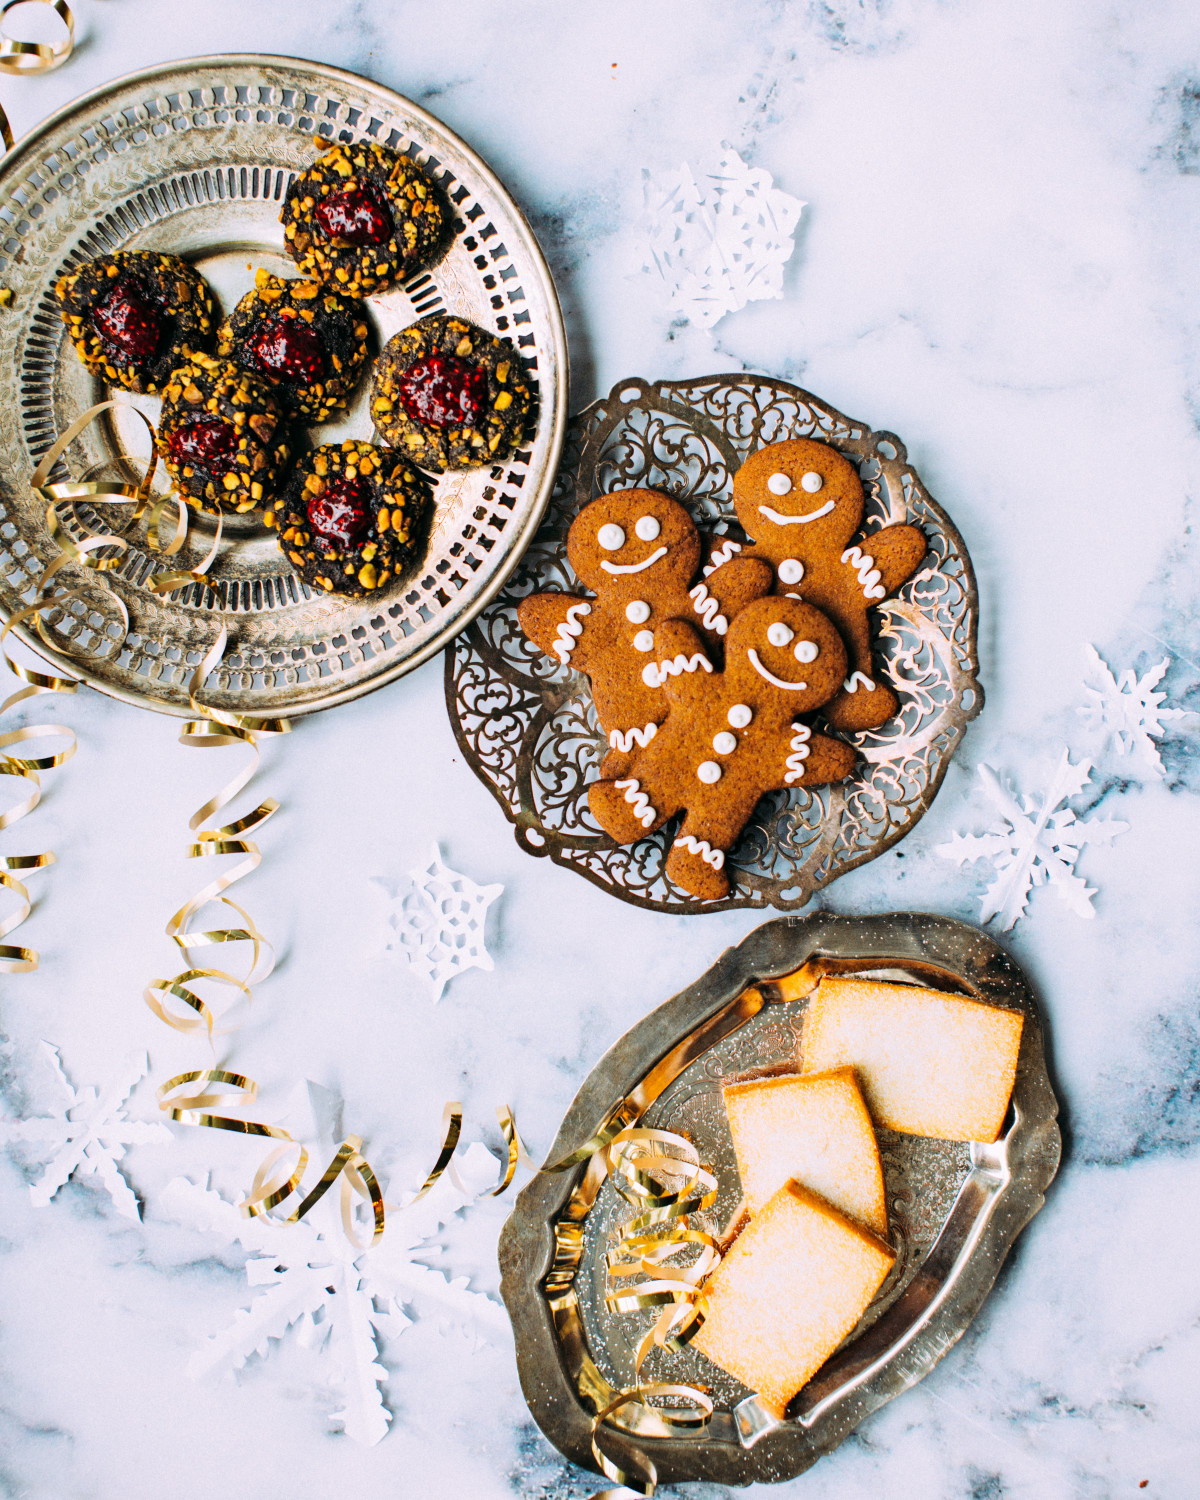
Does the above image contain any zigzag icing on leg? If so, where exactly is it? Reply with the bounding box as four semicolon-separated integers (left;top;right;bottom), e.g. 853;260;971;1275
688;582;728;636
552;601;592;663
701;538;742;578
614;778;657;828
843;670;877;693
673;835;724;871
841;546;885;601
784;722;812;784
641;653;714;689
608;722;658;753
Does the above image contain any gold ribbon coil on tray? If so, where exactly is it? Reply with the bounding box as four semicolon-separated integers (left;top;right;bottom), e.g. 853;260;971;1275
582;1128;722;1498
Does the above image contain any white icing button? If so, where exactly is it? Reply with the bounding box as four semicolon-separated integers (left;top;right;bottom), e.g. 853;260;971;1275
794;640;819;663
697;760;723;784
634;514;661;541
712;731;737;755
727;704;753;728
767;621;795;647
597;523;625;550
800;471;824;493
777;558;804;586
641;662;659;687
632;630;655;652
625;599;651;623
766;472;792;496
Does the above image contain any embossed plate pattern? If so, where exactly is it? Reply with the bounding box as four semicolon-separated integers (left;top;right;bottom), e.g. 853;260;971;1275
446;377;981;913
0;55;567;716
499;912;1061;1488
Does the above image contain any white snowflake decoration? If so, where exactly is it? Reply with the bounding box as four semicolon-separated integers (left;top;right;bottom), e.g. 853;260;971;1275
0;1044;170;1220
390;845;503;1001
1079;644;1186;777
936;750;1130;930
641;144;804;327
163;1092;508;1447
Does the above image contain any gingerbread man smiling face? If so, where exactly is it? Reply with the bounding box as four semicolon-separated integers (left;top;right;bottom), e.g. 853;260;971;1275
588;597;857;901
517;488;772;775
704;438;927;732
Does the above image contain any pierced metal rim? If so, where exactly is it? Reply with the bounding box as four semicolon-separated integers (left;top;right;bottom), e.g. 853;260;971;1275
498;911;1061;1487
0;53;569;718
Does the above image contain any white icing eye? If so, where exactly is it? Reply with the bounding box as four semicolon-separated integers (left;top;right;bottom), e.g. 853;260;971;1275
767;622;795;647
625;599;651;624
712;731;737;755
766;472;792;496
634;515;661;541
632;630;655;652
727;704;753;729
794;640;819;663
801;471;824;493
777;559;804;586
597;523;625;550
697;760;723;784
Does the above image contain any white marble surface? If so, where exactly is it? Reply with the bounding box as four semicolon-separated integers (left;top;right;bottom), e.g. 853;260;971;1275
1;1;1199;1495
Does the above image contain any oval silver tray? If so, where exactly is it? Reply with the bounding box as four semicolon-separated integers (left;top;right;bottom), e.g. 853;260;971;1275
499;912;1061;1488
446;377;982;913
0;55;567;717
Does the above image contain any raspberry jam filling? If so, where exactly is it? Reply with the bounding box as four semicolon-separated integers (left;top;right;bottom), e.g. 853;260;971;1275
314;183;392;247
307;475;371;551
167;418;238;478
91;278;163;364
245;314;327;383
397;353;488;429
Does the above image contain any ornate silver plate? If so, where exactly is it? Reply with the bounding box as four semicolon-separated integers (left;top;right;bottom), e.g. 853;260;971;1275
499;911;1061;1488
447;377;982;913
0;55;567;716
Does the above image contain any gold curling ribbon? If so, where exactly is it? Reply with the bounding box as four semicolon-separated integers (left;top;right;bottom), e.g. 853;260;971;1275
0;0;73;75
584;1128;722;1498
144;629;290;1038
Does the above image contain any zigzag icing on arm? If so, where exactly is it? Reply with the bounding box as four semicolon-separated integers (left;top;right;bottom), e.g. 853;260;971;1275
608;722;658;753
841;546;885;600
784;722;812;784
843;671;877;693
552;601;592;663
673;835;724;870
701;538;742;578
689;582;728;636
641;653;714;689
614;778;657;828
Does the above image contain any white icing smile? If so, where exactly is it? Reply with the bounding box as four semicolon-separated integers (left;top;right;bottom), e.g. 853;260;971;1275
601;545;668;575
747;648;807;691
758;500;836;526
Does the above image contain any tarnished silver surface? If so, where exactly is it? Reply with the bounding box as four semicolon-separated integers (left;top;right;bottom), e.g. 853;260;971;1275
0;55;567;716
447;377;982;913
499;912;1061;1488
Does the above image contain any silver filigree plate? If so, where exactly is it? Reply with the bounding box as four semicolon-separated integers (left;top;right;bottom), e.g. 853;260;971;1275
499;912;1062;1488
446;377;982;914
0;56;567;716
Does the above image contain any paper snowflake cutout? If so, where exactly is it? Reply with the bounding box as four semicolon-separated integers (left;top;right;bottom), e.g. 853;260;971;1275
1079;644;1187;776
0;1044;170;1220
935;749;1130;930
390;845;503;1001
163;1089;507;1446
641;144;804;327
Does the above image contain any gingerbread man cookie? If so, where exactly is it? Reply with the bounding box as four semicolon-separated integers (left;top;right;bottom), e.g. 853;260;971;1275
703;438;926;732
588;598;858;901
517;489;773;776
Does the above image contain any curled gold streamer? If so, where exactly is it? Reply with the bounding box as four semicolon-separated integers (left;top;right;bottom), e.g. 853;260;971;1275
144;628;290;1038
0;0;74;75
580;1128;723;1497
